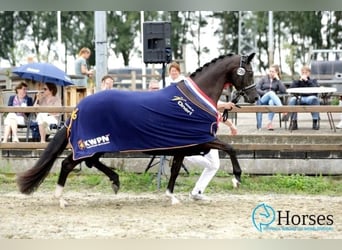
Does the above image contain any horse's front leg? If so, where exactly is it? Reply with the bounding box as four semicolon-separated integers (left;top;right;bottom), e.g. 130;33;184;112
223;144;241;188
166;155;184;205
55;154;82;208
208;139;242;188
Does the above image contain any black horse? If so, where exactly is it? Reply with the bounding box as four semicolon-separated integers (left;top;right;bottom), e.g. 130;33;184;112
17;53;258;206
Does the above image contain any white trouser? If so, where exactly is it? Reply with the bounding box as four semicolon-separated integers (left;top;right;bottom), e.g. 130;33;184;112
4;113;25;126
184;149;220;194
36;113;58;126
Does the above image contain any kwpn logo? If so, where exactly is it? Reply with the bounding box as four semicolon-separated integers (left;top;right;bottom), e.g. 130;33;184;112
252;203;276;232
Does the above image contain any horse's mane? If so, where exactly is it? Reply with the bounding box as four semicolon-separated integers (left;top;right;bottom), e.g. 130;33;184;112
189;53;235;78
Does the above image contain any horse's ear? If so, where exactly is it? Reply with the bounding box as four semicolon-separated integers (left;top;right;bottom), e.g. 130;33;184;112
247;53;256;63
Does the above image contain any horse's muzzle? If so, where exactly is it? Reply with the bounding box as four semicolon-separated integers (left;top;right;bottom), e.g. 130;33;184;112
244;86;259;104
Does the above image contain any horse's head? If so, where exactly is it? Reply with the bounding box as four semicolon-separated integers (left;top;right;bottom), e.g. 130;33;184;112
189;53;258;104
228;53;259;104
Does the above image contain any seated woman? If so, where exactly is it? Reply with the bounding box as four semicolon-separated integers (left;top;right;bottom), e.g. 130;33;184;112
34;82;62;143
2;82;33;143
256;64;287;130
287;65;320;130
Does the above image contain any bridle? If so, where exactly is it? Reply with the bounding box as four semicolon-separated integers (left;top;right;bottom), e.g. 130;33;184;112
222;55;255;122
221;83;256;122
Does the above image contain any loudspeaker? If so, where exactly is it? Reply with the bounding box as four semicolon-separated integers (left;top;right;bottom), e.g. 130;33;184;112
143;21;172;64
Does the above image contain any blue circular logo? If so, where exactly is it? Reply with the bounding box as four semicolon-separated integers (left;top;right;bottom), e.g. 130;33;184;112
252;203;276;232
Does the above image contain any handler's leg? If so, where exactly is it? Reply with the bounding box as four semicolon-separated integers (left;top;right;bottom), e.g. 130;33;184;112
185;149;220;200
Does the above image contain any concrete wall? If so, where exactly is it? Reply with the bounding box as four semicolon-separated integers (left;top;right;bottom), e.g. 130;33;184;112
2;155;341;176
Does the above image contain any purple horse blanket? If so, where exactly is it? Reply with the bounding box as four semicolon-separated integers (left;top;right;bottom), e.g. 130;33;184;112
66;78;219;160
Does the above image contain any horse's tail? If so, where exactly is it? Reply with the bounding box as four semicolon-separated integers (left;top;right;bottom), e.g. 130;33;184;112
17;126;69;194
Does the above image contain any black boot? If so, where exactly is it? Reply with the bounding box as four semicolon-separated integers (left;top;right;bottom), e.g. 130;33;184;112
289;120;298;130
312;119;320;130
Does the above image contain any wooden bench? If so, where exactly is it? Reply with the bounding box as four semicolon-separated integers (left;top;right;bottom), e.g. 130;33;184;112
230;105;342;113
2;105;341;176
1;105;342;153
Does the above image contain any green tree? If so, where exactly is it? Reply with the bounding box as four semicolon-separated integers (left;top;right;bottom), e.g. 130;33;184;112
281;11;323;75
61;11;95;66
186;11;209;67
0;11;31;66
212;11;239;55
2;10;342;76
107;11;140;66
159;11;191;62
326;11;342;51
27;12;59;62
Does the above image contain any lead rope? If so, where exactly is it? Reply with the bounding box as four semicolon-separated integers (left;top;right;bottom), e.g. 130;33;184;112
222;91;242;122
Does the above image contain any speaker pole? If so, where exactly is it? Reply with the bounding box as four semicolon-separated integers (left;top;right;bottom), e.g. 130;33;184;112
162;62;166;88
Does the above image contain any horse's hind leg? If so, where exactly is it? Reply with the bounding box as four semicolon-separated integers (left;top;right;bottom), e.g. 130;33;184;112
55;153;83;208
87;154;120;194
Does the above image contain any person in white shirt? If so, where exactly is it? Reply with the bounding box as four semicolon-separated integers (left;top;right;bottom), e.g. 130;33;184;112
159;61;185;89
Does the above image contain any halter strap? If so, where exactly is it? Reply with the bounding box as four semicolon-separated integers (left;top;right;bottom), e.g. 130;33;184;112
221;83;256;122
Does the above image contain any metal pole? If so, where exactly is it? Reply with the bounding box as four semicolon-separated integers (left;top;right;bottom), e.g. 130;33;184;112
238;11;242;54
268;11;274;65
57;11;65;106
57;11;64;70
141;11;147;90
94;11;108;91
57;11;61;49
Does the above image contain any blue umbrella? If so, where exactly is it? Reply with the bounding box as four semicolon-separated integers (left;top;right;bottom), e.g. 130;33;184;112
12;62;74;86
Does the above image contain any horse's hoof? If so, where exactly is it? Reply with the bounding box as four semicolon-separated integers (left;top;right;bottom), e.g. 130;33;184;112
111;183;120;194
59;198;68;208
165;190;181;205
171;197;181;205
232;177;241;189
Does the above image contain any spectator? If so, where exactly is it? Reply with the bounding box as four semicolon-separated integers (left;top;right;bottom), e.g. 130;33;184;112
2;82;33;143
336;97;342;129
100;75;114;90
159;61;185;89
34;83;62;143
288;65;320;130
74;47;93;87
255;64;287;130
148;79;160;91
